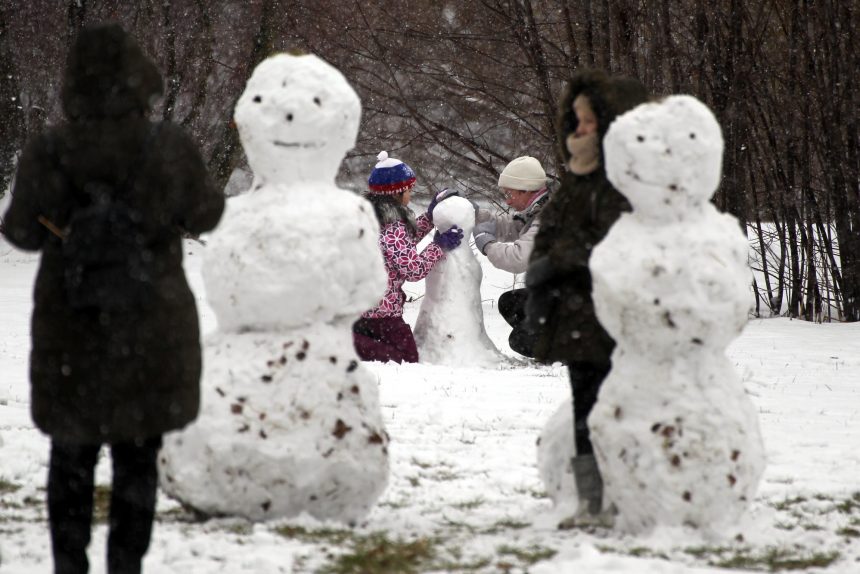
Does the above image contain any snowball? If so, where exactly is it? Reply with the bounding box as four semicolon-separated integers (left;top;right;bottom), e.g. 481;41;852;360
414;196;503;366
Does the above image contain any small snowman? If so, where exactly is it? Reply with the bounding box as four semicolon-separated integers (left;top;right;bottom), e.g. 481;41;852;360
158;54;390;524
413;196;503;366
585;95;764;534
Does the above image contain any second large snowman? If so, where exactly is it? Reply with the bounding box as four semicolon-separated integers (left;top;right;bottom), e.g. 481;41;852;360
158;54;390;524
588;95;765;534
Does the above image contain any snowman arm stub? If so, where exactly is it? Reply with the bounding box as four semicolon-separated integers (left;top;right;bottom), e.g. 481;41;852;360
380;221;444;282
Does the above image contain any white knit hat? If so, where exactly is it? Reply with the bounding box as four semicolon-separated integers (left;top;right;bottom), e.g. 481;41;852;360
498;156;546;191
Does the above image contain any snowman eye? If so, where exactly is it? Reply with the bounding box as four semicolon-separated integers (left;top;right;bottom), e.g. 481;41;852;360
313;97;321;107
282;81;287;88
286;113;293;122
253;95;262;103
690;133;696;139
636;135;645;142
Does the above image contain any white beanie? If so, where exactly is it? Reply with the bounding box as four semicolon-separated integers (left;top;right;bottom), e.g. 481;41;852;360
498;156;547;191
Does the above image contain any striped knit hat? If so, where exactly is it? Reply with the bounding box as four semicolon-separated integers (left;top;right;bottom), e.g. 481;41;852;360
368;151;416;195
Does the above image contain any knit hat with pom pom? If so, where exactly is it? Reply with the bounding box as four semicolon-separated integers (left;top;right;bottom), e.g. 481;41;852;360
368;151;416;195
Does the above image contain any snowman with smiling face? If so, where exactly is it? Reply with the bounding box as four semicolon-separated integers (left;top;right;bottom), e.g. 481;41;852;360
158;54;390;524
585;95;764;534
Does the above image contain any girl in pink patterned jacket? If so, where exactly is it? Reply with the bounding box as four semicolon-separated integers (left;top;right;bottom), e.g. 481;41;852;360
353;151;463;363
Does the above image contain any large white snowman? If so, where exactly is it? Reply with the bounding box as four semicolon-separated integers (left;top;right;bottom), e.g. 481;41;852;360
585;95;765;534
413;197;503;366
158;54;390;524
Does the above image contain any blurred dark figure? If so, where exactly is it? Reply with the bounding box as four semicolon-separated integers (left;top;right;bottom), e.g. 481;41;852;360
2;24;224;574
525;69;648;527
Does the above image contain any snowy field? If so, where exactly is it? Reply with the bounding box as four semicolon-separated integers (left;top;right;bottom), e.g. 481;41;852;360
1;240;859;573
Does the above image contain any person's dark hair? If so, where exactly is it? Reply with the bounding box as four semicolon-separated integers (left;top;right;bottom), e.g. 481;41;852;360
364;192;418;236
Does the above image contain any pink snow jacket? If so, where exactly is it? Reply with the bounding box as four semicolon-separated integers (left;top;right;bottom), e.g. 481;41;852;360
363;213;444;318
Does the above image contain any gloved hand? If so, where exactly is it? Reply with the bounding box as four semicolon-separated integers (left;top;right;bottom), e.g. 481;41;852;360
472;220;497;255
427;187;460;222
433;225;464;251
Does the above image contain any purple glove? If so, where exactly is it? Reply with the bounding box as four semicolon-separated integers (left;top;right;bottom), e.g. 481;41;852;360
433;225;464;251
427;187;460;222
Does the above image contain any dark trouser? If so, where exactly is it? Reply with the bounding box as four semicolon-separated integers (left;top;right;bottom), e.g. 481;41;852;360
353;316;419;363
568;362;611;456
498;288;538;358
48;436;162;574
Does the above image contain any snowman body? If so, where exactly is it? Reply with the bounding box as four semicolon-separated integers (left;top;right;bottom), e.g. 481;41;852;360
413;197;502;366
587;95;764;534
158;54;390;524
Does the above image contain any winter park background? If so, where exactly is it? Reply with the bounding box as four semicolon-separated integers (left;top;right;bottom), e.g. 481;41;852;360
1;2;860;573
2;224;860;573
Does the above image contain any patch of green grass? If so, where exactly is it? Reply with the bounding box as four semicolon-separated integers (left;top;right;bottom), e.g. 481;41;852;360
597;544;669;561
683;545;735;559
226;522;252;535
274;524;353;545
836;526;860;538
834;493;860;514
377;498;410;510
496;543;556;565
712;547;840;571
432;546;492;572
451;497;485;511
0;477;21;495
771;496;807;511
409;457;433;470
425;469;460;482
93;485;111;524
481;518;531;534
318;532;437;574
406;475;421;488
513;486;548;500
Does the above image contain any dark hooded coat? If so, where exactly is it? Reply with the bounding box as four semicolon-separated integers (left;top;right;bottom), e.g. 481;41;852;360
526;70;648;365
2;24;224;443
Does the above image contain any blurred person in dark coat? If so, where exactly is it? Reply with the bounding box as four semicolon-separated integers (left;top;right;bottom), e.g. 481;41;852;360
2;23;224;573
526;69;648;527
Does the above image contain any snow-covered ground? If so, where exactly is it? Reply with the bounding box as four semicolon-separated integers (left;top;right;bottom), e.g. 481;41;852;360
1;241;859;573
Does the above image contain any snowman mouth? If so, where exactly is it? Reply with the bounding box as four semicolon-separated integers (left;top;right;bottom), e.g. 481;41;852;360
273;140;324;149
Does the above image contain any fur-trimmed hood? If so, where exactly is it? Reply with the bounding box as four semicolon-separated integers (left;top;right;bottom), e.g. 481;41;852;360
557;69;649;164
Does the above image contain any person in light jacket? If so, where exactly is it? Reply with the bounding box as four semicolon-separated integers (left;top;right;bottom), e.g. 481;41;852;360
472;156;550;357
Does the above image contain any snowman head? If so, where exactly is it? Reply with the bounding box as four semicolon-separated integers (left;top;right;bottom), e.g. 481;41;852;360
432;196;476;237
604;95;723;219
234;53;361;187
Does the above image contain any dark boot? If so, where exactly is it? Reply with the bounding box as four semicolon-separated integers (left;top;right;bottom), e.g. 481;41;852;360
558;454;614;528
